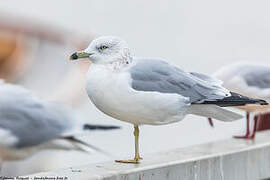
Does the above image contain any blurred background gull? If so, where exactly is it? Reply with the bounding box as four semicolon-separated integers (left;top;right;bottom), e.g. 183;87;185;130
1;0;270;176
0;80;120;172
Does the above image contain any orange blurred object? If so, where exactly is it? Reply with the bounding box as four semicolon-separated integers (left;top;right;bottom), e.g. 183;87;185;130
0;33;26;81
0;14;94;106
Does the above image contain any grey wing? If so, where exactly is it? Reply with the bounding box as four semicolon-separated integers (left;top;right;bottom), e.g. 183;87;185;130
243;66;270;89
130;58;230;103
189;72;223;86
0;92;74;148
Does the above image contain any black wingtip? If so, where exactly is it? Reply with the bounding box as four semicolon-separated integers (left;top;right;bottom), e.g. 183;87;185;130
257;99;268;105
83;124;121;131
198;92;269;107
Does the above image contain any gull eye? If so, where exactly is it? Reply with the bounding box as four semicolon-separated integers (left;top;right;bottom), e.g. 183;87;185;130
99;45;108;50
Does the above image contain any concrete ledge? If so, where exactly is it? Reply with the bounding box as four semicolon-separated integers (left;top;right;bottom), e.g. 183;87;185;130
29;131;270;180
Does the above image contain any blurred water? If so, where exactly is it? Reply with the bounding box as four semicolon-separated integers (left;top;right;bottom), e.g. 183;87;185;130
0;0;269;176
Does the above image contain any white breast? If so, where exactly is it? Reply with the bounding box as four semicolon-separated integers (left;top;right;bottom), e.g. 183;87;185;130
85;64;190;125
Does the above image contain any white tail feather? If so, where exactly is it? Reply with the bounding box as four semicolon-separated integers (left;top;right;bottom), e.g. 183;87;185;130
187;104;243;121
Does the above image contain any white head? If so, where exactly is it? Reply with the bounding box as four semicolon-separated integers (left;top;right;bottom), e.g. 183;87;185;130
70;36;132;64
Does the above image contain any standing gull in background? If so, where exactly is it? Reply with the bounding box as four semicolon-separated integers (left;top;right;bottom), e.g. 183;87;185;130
0;80;119;167
69;36;267;163
209;63;270;139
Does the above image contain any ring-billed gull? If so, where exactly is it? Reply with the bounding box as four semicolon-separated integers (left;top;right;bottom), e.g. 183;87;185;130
69;36;267;163
0;80;119;164
210;62;270;139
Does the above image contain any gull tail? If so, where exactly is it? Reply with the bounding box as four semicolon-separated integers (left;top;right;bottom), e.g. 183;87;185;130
199;92;268;107
187;104;243;121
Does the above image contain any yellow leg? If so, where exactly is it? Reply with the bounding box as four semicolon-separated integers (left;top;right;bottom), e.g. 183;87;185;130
115;125;142;163
134;125;143;160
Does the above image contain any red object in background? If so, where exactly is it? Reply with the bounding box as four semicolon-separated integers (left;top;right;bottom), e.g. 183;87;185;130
208;118;214;127
207;112;270;139
234;112;251;139
257;113;270;131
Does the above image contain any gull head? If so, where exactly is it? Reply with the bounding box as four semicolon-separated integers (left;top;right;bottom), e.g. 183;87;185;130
70;36;132;64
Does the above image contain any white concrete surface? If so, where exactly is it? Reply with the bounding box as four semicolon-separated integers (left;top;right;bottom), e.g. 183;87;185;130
29;130;270;180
